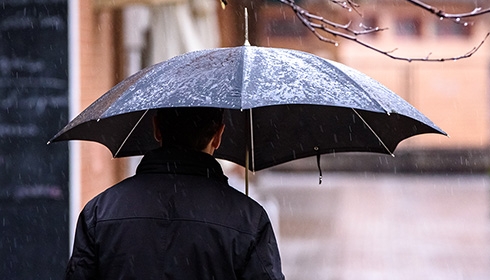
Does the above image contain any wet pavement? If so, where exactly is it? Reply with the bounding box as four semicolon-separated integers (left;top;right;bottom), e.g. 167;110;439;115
254;172;490;280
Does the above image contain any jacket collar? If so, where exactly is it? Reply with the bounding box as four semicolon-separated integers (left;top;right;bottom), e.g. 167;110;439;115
136;147;228;183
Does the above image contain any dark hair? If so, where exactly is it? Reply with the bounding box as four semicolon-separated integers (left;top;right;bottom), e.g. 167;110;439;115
155;107;224;151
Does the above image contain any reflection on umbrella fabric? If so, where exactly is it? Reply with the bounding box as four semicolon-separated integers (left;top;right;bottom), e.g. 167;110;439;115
49;46;446;172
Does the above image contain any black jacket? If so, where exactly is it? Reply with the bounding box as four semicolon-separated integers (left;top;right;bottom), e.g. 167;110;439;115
65;147;284;280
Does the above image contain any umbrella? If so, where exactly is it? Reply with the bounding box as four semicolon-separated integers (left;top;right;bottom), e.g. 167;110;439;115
49;46;446;175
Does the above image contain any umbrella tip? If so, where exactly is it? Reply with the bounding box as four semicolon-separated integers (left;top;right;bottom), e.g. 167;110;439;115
46;140;51;145
243;8;251;46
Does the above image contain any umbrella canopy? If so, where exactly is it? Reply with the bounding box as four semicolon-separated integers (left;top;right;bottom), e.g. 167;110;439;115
50;46;446;171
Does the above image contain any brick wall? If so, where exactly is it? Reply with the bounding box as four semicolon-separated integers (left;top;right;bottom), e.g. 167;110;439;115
77;1;128;207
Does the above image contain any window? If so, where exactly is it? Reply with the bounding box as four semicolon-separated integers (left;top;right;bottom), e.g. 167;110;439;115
396;17;422;37
434;19;471;37
264;16;307;38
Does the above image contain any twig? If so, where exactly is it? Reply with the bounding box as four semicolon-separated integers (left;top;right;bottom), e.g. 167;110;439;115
406;0;490;19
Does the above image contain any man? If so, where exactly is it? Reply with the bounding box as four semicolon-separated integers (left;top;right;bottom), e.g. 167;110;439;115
65;107;285;279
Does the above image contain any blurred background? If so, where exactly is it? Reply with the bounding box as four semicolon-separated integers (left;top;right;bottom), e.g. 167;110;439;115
1;0;490;279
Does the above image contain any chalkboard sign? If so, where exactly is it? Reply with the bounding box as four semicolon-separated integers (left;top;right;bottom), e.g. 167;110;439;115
0;1;69;279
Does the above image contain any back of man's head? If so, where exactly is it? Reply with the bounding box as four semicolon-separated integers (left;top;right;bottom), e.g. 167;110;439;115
155;107;224;151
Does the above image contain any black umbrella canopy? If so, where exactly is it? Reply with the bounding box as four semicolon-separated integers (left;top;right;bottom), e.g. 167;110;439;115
50;46;447;171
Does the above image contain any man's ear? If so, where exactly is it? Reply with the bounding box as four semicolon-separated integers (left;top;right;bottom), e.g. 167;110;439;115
211;124;225;150
152;116;162;144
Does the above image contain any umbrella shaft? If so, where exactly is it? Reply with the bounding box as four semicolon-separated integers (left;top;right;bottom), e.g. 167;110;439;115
245;146;249;196
248;109;255;171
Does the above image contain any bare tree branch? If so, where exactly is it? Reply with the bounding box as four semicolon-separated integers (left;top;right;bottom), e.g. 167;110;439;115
406;0;490;19
275;0;490;62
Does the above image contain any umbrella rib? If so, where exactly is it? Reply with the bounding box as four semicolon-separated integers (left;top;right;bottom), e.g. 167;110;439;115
352;108;395;157
114;109;149;158
328;61;391;113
